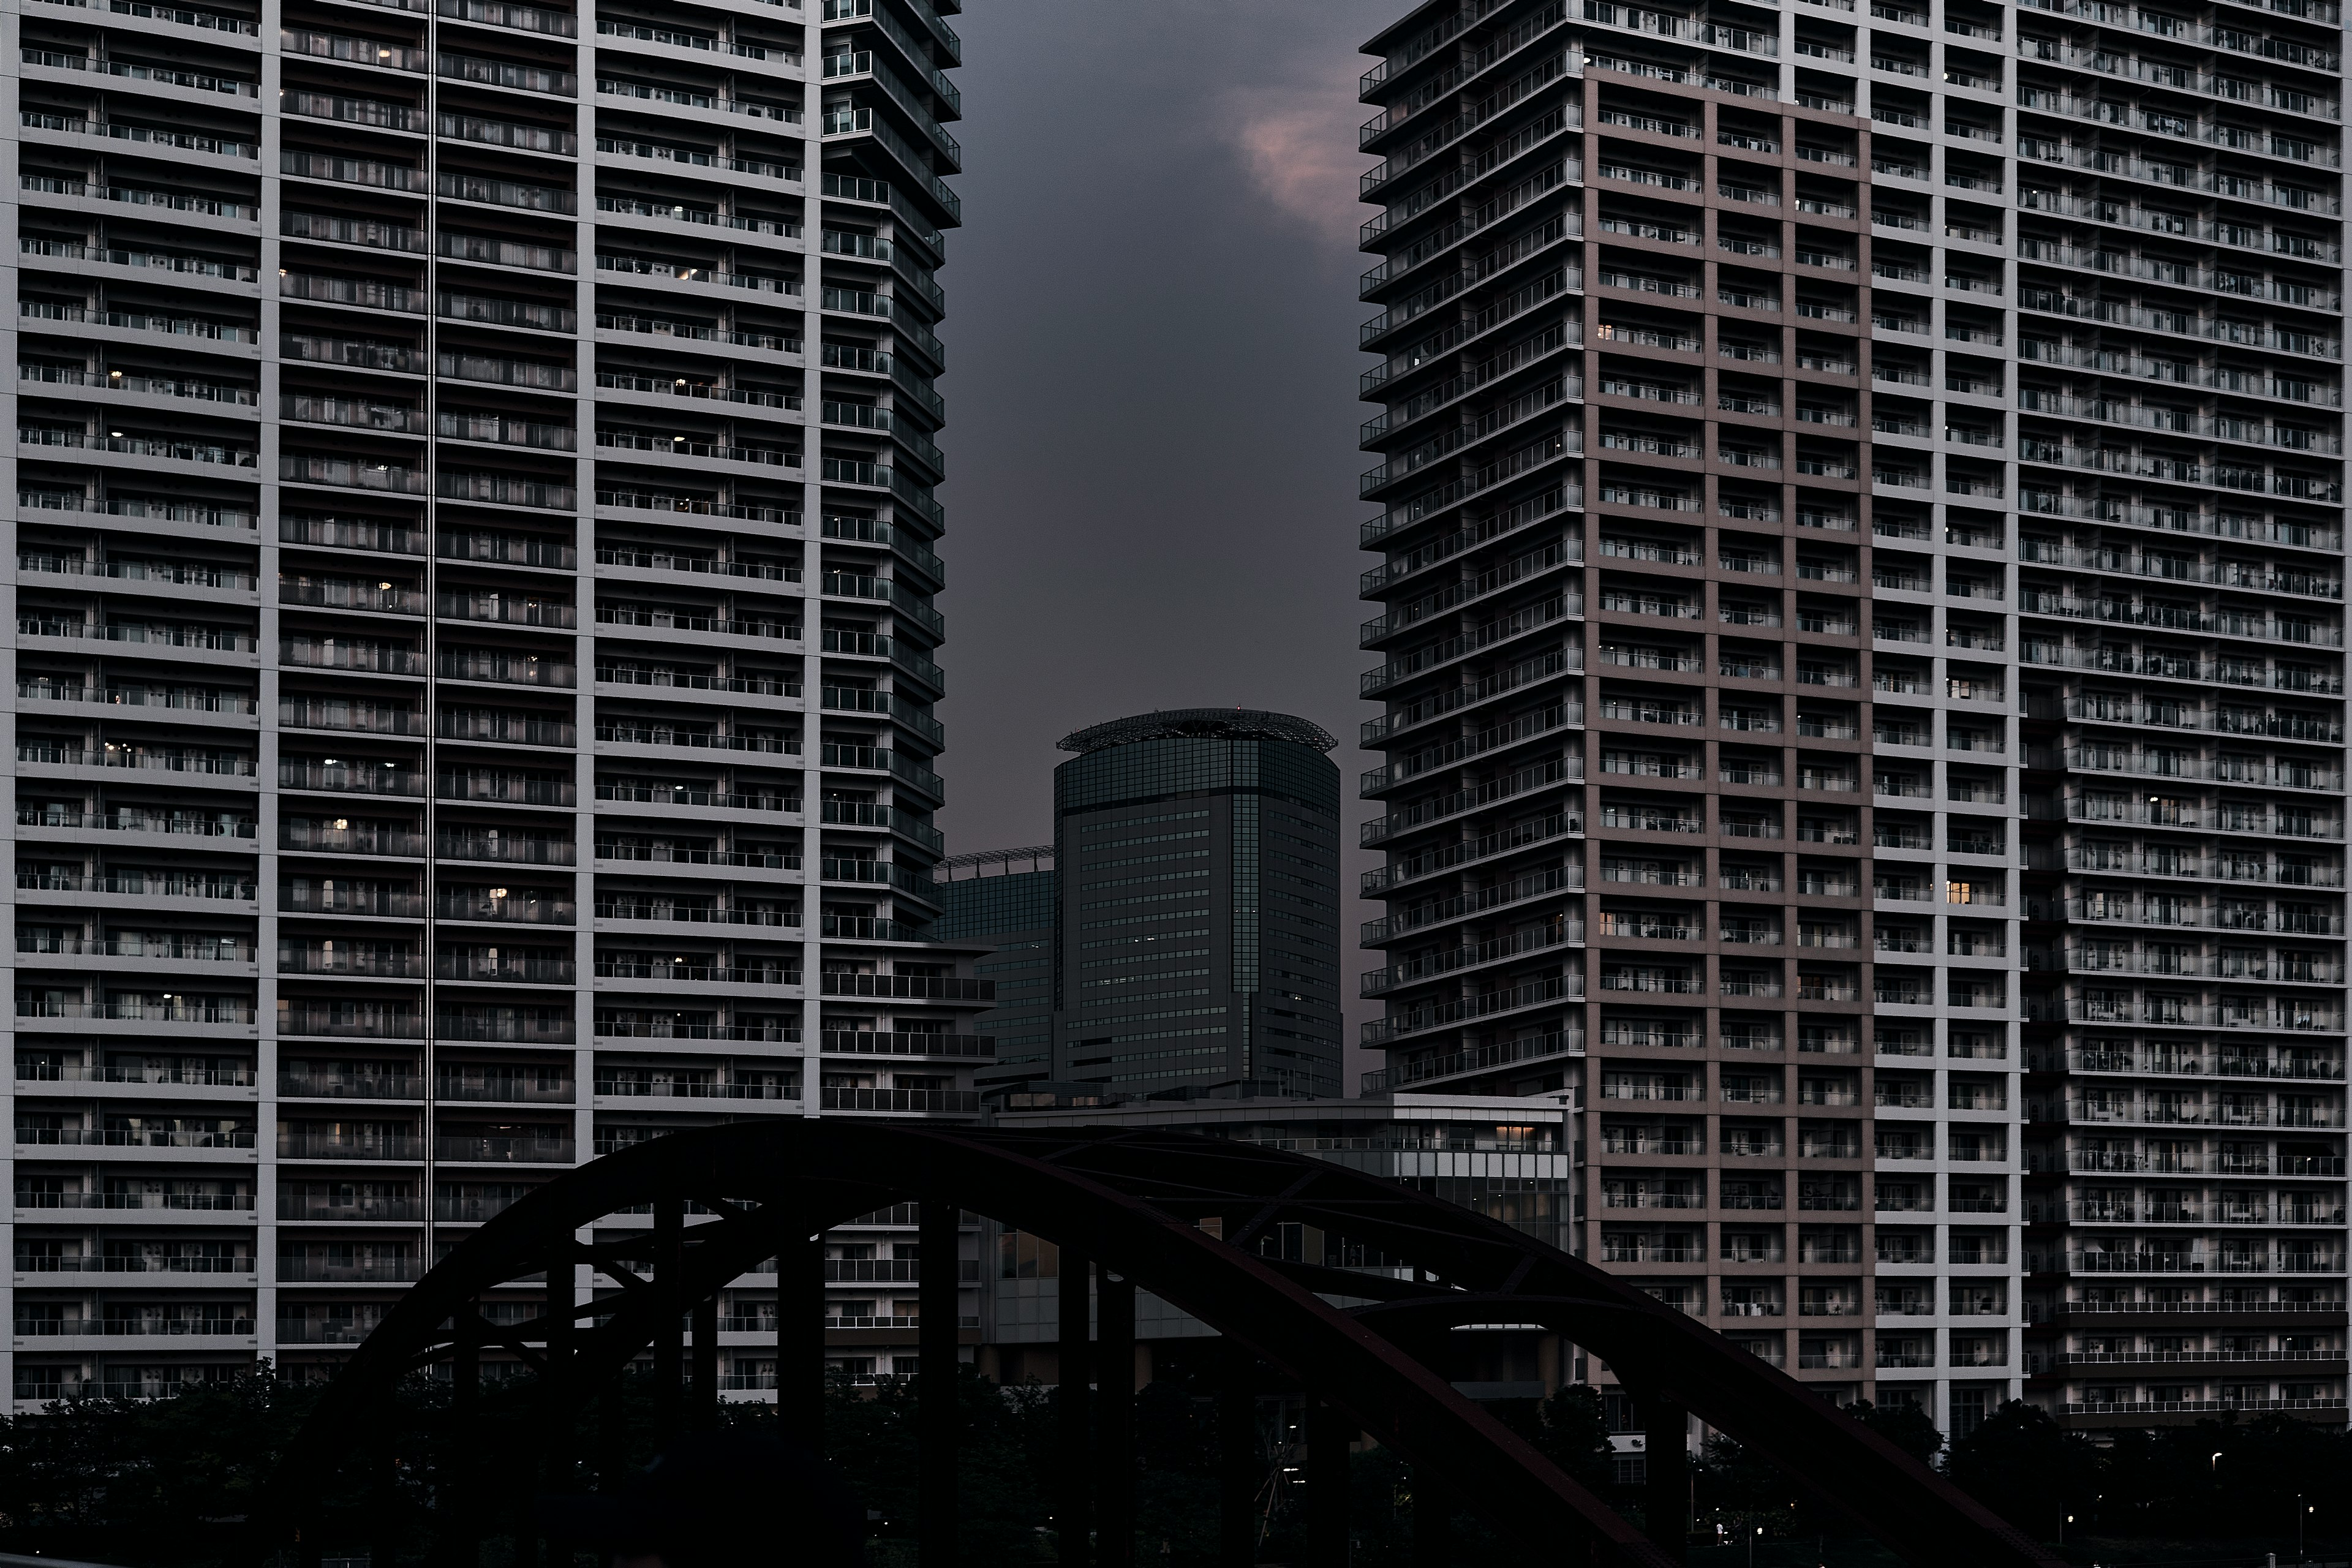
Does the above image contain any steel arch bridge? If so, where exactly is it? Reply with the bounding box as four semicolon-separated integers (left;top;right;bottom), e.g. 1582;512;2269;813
267;1122;2061;1568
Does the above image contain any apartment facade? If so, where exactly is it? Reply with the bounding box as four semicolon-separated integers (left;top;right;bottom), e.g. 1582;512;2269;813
1354;0;2343;1433
4;0;978;1402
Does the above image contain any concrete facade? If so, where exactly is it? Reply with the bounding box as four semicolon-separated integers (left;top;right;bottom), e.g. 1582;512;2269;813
1;0;979;1403
1353;0;2344;1432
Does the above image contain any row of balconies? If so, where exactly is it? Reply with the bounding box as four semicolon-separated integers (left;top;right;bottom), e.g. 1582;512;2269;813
2028;1246;2346;1276
2016;587;2342;647
2031;1195;2345;1226
2024;989;2344;1031
1597;1065;1877;1104
1594;1018;2007;1060
2036;875;2345;918
1591;1171;2008;1216
2021;639;2341;697
11;1038;970;1099
2035;1093;2342;1129
2033;1045;2343;1080
2024;1147;2345;1177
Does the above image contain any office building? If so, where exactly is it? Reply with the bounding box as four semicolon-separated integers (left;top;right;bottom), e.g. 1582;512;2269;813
1052;710;1347;1099
6;0;977;1403
1355;0;2342;1432
933;845;1055;1096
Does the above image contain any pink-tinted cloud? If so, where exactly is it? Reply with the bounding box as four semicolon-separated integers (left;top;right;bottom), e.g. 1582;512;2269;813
1227;80;1374;250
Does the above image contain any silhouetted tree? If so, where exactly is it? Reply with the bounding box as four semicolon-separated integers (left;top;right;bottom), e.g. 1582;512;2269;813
1944;1400;2100;1540
1847;1399;1943;1468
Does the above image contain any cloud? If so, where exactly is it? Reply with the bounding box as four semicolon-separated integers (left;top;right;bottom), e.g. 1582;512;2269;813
1226;77;1376;251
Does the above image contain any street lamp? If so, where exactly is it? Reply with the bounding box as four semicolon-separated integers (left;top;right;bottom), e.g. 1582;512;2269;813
2299;1496;2312;1564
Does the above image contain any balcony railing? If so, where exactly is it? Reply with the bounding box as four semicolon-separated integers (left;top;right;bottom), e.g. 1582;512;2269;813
436;1134;576;1163
820;1087;979;1114
818;974;989;1001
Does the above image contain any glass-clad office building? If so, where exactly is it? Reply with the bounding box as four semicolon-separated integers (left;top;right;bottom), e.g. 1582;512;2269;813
1050;710;1347;1098
934;848;1056;1096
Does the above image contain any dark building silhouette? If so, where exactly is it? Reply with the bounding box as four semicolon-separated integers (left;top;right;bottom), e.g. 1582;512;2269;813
934;848;1057;1098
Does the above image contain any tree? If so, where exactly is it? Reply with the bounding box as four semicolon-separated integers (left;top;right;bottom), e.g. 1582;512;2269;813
1533;1384;1619;1491
1847;1399;1943;1468
1944;1400;2098;1540
0;1368;339;1564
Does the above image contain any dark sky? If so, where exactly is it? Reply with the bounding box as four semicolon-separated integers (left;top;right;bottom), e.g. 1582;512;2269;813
930;2;1395;1074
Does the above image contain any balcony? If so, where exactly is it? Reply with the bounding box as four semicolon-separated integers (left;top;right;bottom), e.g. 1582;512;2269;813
435;1009;574;1044
819;917;930;942
820;973;989;1001
1362;974;1583;1045
279;1072;422;1100
820;800;943;851
595;961;797;986
437;953;574;984
277;1134;422;1160
821;1030;990;1058
1360;1028;1583;1093
276;1253;421;1283
819;1088;979;1114
436;1134;576;1163
276;944;423;982
434;890;576;925
597;1077;795;1102
15;1251;255;1276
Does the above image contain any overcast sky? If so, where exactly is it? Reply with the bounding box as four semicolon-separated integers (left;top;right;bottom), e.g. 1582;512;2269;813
929;3;1396;1069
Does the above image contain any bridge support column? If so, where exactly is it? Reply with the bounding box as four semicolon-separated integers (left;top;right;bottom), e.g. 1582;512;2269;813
450;1305;480;1568
1057;1249;1092;1568
533;1261;576;1568
1401;1322;1449;1568
920;1198;960;1567
1219;1339;1257;1567
1412;1471;1450;1568
654;1194;684;1434
599;1376;628;1493
1637;1390;1689;1566
1306;1399;1352;1568
1095;1270;1137;1568
778;1207;825;1453
692;1293;719;1422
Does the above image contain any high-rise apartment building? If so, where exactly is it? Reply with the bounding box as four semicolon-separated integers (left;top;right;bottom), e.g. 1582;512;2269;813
1354;0;2343;1435
4;0;975;1403
1052;710;1346;1099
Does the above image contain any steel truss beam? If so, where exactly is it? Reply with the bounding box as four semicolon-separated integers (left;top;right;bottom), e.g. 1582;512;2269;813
265;1124;2062;1568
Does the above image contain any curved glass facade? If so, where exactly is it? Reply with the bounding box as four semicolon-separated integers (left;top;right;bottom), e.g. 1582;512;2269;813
1051;731;1344;1098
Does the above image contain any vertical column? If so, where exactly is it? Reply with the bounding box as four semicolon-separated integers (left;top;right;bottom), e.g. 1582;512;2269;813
1093;1270;1136;1568
1;0;21;1417
1056;1251;1092;1568
1411;1469;1450;1568
692;1292;719;1422
777;1205;825;1452
450;1305;481;1568
1637;1390;1688;1566
918;1197;959;1567
538;1262;575;1568
652;1193;682;1434
1218;1338;1258;1568
1304;1400;1351;1568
